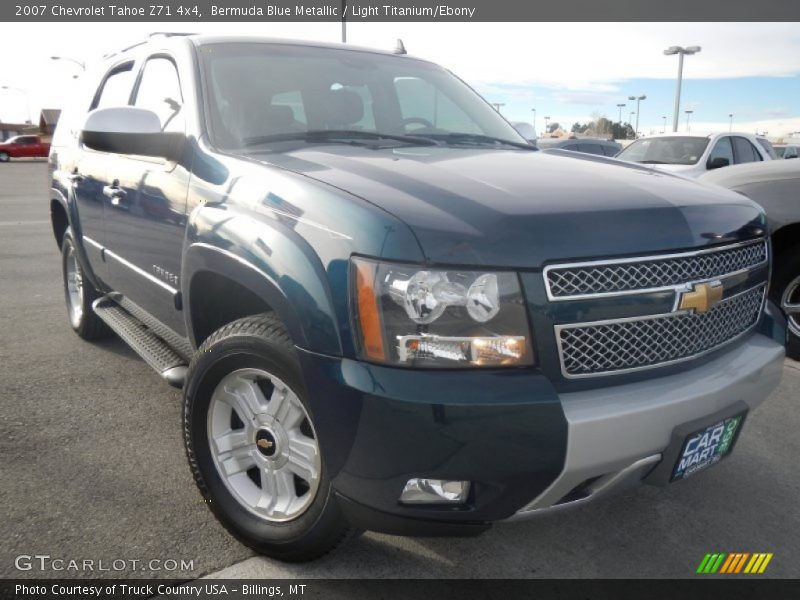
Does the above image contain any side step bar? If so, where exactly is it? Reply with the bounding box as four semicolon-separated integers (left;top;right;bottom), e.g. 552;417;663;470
92;295;188;388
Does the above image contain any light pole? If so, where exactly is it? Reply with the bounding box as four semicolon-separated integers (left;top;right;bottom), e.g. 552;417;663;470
51;55;86;71
491;103;505;113
616;103;626;123
544;116;551;134
531;108;536;133
661;115;667;133
729;113;733;132
664;45;701;132
1;85;32;124
685;110;694;132
628;95;646;139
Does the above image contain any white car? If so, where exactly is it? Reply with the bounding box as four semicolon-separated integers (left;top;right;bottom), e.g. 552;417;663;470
616;132;773;178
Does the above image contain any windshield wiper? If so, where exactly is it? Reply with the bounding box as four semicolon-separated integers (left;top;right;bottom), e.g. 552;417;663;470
422;133;534;150
243;130;439;148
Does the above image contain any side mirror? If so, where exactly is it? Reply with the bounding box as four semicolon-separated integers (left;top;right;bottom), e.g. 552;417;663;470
707;157;730;170
81;107;184;161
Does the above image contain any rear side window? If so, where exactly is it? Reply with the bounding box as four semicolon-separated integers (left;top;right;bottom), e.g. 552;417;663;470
578;143;605;155
134;57;184;133
93;62;135;109
756;137;777;159
708;137;734;166
732;137;762;164
602;145;619;157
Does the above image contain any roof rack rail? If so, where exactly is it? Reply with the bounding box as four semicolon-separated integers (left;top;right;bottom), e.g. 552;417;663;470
102;32;196;60
148;32;198;38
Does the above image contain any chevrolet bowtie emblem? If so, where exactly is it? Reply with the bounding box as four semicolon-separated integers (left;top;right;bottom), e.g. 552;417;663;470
678;281;724;314
257;439;274;450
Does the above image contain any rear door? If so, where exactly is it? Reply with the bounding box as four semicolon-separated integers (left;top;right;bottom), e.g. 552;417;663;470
72;60;137;282
101;54;189;334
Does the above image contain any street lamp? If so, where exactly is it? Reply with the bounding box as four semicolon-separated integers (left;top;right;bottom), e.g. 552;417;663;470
616;103;626;123
685;109;694;132
531;108;536;133
628;95;646;139
491;103;505;113
544;116;551;134
664;45;701;132
729;113;734;132
1;85;32;124
661;115;667;133
51;55;86;71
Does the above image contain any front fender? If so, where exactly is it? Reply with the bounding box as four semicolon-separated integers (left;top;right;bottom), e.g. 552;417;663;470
183;206;342;356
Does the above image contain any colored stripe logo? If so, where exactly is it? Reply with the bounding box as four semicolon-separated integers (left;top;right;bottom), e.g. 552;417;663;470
697;553;773;574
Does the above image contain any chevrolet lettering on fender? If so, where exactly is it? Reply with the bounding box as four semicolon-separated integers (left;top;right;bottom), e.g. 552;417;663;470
47;33;785;561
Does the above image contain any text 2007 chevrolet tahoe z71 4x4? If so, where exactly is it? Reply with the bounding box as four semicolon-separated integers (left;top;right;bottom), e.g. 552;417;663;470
49;35;786;561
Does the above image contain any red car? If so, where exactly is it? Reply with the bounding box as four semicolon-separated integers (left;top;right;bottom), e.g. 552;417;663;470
0;135;50;162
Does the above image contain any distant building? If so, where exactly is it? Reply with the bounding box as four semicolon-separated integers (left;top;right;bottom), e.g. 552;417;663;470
39;109;61;137
0;122;35;141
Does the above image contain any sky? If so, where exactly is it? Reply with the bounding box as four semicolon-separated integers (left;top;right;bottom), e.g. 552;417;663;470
0;22;798;139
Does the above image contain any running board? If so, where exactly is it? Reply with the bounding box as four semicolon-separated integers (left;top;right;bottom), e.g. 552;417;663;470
92;295;187;388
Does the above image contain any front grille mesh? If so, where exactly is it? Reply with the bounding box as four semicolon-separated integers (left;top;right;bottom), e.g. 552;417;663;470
558;285;765;377
547;240;767;298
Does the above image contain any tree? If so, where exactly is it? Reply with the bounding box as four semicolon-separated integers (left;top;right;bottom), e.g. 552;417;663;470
548;122;561;133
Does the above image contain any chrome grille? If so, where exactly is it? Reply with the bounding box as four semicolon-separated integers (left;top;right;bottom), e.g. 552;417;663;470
557;285;765;378
545;239;767;299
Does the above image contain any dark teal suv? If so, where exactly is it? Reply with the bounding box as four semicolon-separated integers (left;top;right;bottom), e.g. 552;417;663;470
49;34;785;561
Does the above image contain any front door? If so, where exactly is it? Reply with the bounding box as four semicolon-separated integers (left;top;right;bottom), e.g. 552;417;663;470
102;55;189;335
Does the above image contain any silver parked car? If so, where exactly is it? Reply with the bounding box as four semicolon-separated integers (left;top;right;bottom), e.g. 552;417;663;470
700;159;800;357
617;132;773;178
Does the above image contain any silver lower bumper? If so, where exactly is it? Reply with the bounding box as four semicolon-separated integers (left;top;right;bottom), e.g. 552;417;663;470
508;333;785;520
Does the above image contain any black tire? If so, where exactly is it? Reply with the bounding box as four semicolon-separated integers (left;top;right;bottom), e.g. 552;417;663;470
61;228;110;340
770;247;800;360
183;313;352;562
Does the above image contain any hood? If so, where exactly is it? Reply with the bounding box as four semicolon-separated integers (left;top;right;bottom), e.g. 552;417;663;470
256;146;765;267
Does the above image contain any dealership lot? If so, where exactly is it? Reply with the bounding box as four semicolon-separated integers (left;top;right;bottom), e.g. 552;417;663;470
1;161;798;579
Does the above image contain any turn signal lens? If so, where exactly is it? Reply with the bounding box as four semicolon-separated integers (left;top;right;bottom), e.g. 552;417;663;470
354;259;385;360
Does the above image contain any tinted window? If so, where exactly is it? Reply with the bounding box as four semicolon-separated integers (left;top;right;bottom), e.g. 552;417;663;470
733;137;762;164
93;63;135;109
603;145;619;157
578;143;605;155
707;137;734;167
756;137;777;159
134;57;184;133
775;146;786;158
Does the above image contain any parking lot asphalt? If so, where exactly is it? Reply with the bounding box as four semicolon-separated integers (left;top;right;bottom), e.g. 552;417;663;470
1;161;798;580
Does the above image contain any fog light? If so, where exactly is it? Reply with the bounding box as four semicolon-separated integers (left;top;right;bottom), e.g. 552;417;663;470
400;478;470;504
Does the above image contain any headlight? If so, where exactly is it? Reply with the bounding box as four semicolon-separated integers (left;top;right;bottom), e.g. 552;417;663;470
351;257;535;368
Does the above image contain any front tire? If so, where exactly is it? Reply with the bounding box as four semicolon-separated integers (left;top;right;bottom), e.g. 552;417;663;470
61;228;110;340
771;248;800;359
183;314;351;561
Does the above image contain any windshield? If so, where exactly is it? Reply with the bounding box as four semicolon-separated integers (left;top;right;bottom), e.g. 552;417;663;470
199;43;528;152
617;136;709;165
775;146;786;158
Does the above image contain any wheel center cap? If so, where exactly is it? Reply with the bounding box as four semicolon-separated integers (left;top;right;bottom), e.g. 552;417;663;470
255;429;278;457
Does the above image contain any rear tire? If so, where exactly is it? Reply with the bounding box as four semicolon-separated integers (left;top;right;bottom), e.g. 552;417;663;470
61;228;110;340
183;314;352;562
770;248;800;360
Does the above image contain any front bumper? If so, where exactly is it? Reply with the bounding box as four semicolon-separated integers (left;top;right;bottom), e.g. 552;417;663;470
297;332;784;535
508;332;784;519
